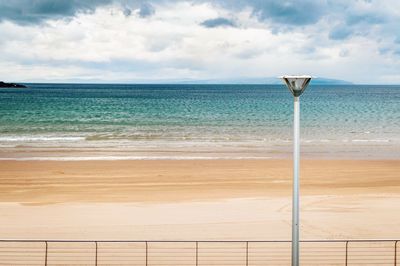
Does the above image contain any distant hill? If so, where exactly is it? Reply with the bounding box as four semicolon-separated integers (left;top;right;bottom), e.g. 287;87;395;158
175;77;352;85
307;78;353;85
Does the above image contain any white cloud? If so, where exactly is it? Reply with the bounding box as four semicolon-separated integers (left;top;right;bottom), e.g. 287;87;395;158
0;1;399;83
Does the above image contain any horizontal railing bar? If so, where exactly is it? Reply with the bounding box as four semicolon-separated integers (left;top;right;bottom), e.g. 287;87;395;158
0;239;399;243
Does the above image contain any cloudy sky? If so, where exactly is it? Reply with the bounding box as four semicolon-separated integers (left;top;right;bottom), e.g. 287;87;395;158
0;0;399;84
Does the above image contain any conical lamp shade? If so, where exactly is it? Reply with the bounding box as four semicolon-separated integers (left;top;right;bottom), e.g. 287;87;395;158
281;75;312;97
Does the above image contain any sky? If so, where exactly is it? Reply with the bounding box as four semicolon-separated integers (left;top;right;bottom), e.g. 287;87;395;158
0;0;400;84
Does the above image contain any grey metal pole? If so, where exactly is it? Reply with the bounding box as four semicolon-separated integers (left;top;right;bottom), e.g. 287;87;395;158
280;75;311;266
292;96;300;266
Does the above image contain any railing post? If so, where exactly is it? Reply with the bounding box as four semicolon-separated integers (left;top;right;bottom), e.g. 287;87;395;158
196;241;198;266
246;241;249;266
44;241;48;266
145;241;148;266
395;240;398;266
345;241;349;266
95;241;98;266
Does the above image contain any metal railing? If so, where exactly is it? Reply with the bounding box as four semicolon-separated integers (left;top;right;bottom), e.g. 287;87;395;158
0;239;398;265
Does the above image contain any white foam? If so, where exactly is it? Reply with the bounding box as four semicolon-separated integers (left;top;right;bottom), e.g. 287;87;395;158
352;139;390;143
0;136;84;142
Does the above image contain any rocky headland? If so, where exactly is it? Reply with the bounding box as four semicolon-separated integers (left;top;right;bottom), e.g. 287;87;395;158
0;81;27;88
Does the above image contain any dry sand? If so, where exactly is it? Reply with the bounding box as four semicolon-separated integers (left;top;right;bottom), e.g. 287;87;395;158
0;159;399;240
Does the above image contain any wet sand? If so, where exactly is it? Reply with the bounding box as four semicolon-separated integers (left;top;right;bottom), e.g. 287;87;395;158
0;160;399;240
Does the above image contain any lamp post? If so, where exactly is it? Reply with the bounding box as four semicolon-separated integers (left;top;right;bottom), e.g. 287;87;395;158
280;75;312;266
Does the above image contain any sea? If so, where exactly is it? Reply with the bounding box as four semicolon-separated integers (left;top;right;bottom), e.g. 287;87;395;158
0;84;399;160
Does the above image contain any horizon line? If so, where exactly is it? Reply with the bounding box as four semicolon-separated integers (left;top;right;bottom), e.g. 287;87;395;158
8;82;400;86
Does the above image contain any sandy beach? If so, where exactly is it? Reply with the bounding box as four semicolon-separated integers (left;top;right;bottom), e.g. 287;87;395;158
0;159;399;240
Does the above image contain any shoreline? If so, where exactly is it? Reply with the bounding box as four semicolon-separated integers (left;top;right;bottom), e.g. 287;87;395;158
0;146;399;161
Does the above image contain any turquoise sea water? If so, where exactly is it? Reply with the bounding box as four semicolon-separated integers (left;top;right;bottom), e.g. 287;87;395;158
0;84;399;159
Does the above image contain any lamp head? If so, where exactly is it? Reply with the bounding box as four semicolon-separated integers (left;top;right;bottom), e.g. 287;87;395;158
280;75;312;97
